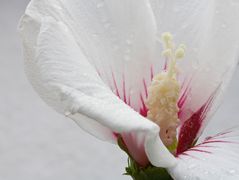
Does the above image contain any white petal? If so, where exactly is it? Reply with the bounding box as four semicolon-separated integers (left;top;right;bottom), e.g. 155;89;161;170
169;127;239;180
196;0;239;136
149;0;212;70
150;0;239;141
19;15;176;167
19;14;115;142
23;0;158;111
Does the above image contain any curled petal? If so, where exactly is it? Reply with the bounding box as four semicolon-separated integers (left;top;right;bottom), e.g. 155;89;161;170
23;0;159;111
19;14;176;167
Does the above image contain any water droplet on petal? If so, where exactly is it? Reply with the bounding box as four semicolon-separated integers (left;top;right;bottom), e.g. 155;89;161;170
181;24;188;29
97;2;104;8
221;23;227;29
130;90;135;95
126;39;132;45
173;7;179;13
124;55;130;62
125;48;131;53
82;73;88;77
227;169;236;175
104;23;111;29
183;175;188;180
53;4;63;10
92;33;99;38
188;164;196;170
205;67;210;72
113;45;119;51
101;18;108;23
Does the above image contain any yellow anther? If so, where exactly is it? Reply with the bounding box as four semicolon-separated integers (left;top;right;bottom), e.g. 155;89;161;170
162;32;173;42
162;32;173;49
175;47;185;59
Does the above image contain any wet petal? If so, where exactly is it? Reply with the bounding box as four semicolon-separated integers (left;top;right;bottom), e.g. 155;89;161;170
169;127;239;180
23;0;159;111
150;0;239;148
19;15;176;168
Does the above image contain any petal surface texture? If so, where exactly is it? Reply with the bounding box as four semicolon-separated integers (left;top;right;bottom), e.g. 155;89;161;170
150;0;239;149
169;128;239;180
19;0;176;168
21;0;159;112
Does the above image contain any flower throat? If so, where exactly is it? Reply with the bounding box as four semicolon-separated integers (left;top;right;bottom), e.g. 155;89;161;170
146;32;185;148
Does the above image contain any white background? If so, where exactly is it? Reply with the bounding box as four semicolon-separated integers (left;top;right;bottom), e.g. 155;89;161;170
0;0;239;180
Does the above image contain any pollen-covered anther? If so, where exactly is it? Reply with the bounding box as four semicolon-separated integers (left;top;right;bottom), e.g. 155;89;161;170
146;32;184;147
175;48;185;59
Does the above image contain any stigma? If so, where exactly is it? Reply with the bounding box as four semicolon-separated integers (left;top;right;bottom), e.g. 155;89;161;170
146;32;185;147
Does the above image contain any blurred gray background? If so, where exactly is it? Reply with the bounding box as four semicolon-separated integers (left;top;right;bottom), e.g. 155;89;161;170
0;0;238;180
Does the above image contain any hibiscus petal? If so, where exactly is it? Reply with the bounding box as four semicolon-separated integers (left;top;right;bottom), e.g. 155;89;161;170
19;15;176;167
23;0;159;111
169;127;239;180
149;0;212;73
150;0;239;147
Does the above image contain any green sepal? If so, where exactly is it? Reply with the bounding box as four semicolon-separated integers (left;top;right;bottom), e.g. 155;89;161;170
125;157;173;180
117;136;173;180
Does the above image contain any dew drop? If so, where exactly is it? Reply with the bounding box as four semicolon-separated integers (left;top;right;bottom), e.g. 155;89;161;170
92;33;99;38
82;73;88;77
192;48;198;53
125;48;131;54
104;23;111;29
205;67;210;72
126;39;132;45
181;24;188;29
124;55;130;62
221;23;227;29
146;2;151;8
113;89;117;94
227;169;236;175
53;4;63;10
231;0;239;5
130;90;135;95
173;7;179;13
183;175;188;180
113;45;119;51
97;2;104;8
101;18;108;23
188;164;196;170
